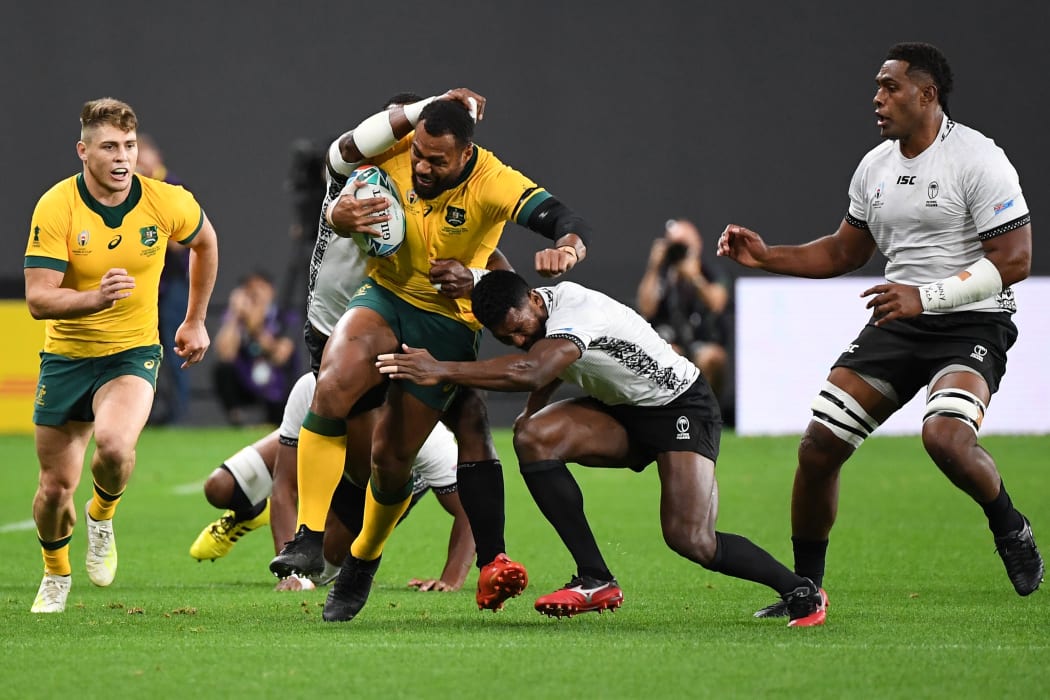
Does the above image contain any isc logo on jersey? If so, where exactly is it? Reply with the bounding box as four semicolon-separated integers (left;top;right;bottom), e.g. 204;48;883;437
327;165;406;258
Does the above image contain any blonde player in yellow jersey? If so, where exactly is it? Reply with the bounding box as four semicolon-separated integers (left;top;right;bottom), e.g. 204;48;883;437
24;98;219;613
269;89;592;623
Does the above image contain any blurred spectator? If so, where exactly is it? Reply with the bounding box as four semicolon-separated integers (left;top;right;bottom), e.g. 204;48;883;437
280;137;328;313
136;133;191;425
636;218;730;404
213;272;298;425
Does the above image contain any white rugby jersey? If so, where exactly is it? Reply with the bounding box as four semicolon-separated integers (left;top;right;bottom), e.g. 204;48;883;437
306;172;368;335
536;282;700;407
847;115;1029;313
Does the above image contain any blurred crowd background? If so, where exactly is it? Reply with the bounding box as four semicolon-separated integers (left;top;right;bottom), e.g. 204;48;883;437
3;1;1047;428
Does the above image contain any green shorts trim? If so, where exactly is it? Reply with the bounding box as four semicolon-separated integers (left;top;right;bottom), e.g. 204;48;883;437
33;345;162;426
348;279;479;411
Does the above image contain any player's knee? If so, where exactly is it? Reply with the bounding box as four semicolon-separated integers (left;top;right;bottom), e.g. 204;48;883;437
35;477;76;509
797;426;852;478
370;441;414;485
802;382;875;467
921;419;976;469
91;428;135;470
664;522;716;566
202;468;235;509
511;415;560;461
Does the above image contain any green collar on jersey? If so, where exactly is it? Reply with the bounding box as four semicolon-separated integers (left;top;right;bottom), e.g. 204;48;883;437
76;173;142;229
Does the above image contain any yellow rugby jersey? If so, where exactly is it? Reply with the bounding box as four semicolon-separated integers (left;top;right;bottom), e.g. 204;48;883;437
24;174;204;357
371;136;552;329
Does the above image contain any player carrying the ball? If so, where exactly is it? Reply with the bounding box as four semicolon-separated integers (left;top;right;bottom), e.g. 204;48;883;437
270;88;591;623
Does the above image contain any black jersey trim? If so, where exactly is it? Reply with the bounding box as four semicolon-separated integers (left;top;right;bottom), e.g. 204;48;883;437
845;212;869;230
978;213;1030;241
548;332;586;357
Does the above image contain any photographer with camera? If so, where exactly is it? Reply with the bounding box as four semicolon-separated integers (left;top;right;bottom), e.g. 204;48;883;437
637;218;730;406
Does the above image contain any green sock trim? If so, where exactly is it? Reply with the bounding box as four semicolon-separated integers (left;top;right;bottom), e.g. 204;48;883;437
39;535;72;550
93;481;123;502
370;478;414;505
302;410;347;437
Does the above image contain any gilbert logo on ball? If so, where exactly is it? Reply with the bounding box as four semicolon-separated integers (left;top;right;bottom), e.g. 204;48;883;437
350;165;406;258
339;164;407;258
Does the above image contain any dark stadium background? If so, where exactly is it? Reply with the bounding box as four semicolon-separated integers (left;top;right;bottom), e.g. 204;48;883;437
3;1;1046;425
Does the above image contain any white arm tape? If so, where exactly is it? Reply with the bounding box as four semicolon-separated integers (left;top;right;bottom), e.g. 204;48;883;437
403;96;438;125
327;132;359;177
349;110;397;159
918;257;1003;311
470;267;490;286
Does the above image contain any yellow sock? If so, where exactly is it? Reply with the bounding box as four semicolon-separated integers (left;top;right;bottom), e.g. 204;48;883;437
350;479;413;561
39;534;72;576
297;411;348;532
88;481;123;521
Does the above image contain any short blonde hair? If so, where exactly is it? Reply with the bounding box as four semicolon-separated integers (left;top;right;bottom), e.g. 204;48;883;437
80;98;138;140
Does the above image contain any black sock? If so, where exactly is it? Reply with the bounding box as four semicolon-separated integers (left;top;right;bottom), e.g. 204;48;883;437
981;479;1025;537
520;460;612;581
791;536;829;588
338;480;367;533
228;480;266;522
456;460;506;567
706;532;805;595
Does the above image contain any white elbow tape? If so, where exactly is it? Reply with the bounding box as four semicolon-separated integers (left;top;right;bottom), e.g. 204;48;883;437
470;268;490;285
351;110;398;158
918;257;1003;311
403;96;438;125
327;132;360;177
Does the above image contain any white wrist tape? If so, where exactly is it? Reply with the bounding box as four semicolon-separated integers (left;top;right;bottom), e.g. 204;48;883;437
403;96;438;126
918;257;1003;311
469;268;490;286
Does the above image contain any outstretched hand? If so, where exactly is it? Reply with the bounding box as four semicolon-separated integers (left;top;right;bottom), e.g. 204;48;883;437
429;258;474;298
173;320;210;369
376;344;443;385
535;246;578;278
407;577;458;592
861;282;924;326
440;88;486;122
327;179;391;237
717;224;769;268
97;267;136;307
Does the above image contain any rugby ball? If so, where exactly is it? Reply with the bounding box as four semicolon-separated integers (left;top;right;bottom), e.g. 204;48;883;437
338;164;406;258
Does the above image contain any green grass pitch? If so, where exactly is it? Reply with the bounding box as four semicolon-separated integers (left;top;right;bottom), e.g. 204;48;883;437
1;428;1047;699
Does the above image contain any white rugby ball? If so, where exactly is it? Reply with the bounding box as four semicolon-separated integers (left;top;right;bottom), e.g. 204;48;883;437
337;164;406;258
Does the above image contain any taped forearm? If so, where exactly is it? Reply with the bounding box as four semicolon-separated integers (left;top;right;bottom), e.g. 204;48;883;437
918;257;1003;310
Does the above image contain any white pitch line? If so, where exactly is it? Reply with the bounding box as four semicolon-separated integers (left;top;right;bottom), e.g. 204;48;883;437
172;480;206;495
0;519;36;533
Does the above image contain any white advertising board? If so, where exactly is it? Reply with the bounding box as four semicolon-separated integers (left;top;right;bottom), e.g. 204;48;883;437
735;277;1049;435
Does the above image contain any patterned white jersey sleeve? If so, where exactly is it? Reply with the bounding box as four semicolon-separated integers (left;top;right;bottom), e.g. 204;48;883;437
537;282;700;407
305;171;369;336
847;115;1029;313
